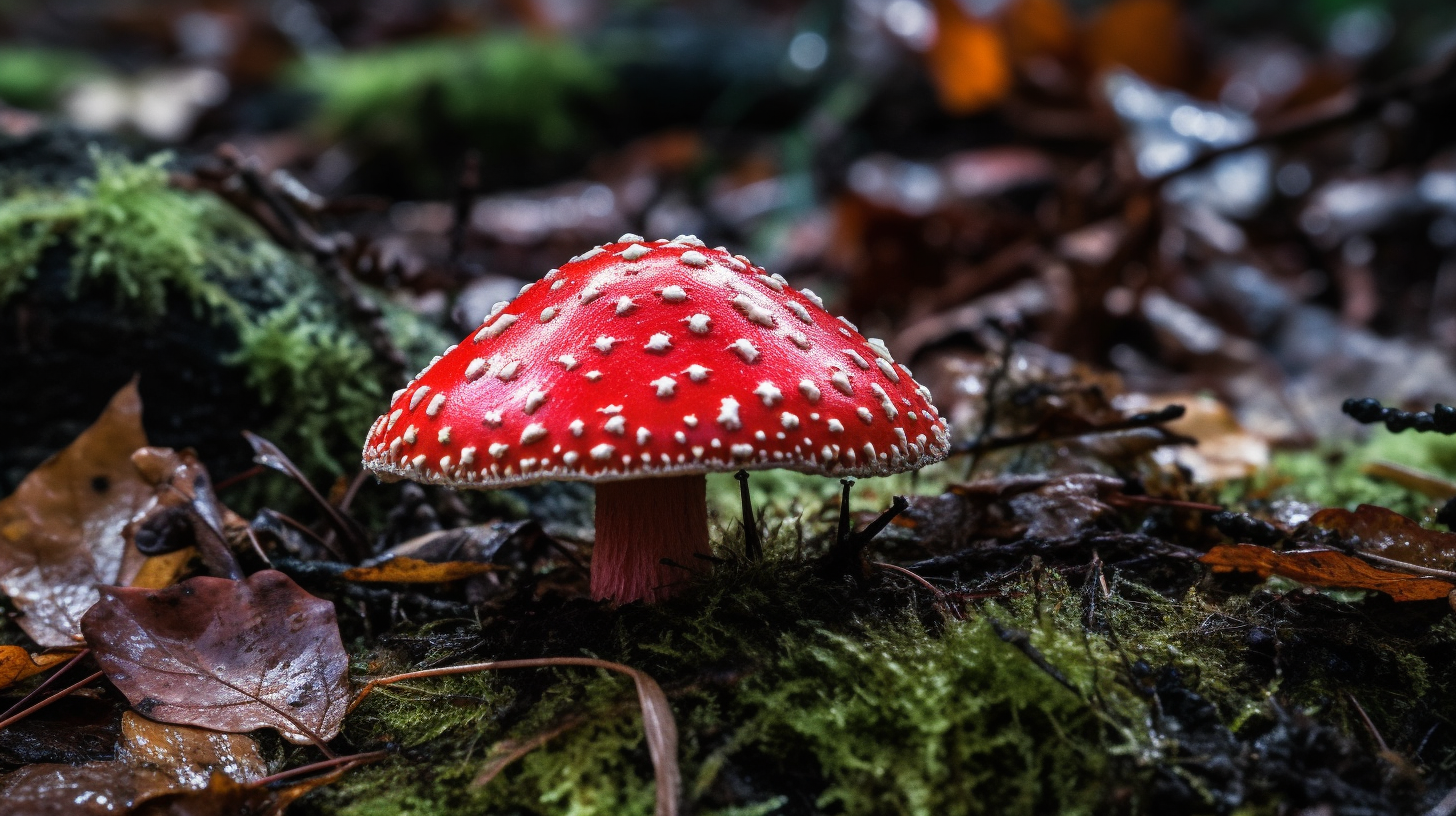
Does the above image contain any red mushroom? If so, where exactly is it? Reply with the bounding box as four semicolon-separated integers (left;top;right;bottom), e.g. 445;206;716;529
362;235;951;603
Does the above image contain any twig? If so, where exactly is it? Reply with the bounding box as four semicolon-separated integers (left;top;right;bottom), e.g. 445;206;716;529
1343;398;1456;435
951;404;1189;456
1109;494;1224;513
965;326;1017;477
873;562;964;620
835;479;853;546
214;464;266;492
253;749;392;787
1346;693;1390;754
734;470;761;561
0;670;104;732
988;619;1080;698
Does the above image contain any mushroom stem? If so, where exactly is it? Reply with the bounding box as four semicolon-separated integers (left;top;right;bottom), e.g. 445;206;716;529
593;474;711;603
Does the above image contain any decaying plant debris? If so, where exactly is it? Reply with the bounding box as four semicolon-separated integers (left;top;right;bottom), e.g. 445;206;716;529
10;1;1456;814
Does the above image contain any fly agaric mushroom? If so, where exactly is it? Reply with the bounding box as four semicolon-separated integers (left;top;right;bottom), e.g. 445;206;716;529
362;236;951;603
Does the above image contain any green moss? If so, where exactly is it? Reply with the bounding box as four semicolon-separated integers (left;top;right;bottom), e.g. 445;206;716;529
1228;429;1456;521
294;34;607;162
0;148;446;480
0;47;99;109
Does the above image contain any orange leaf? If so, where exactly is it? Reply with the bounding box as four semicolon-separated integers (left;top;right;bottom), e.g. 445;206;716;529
1003;0;1076;62
1201;543;1454;602
1310;504;1456;570
342;556;504;583
0;646;77;690
927;4;1012;115
1084;0;1187;87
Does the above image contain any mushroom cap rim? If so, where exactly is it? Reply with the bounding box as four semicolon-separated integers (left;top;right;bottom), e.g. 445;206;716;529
362;445;948;490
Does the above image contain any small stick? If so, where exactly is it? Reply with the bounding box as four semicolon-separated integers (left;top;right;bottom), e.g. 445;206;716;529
988;619;1080;697
1109;494;1224;512
0;649;89;721
253;749;392;787
0;670;104;732
850;496;910;547
835;479;854;546
873;562;964;620
214;464;266;492
734;471;761;561
953;404;1189;456
1347;693;1390;754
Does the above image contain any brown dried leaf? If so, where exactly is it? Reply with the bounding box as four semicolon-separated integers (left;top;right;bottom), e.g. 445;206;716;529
0;712;264;815
131;767;344;816
1119;393;1270;482
342;556;504;583
1201;543;1454;602
83;570;351;746
1084;0;1187;88
1310;504;1456;570
0;381;152;647
0;646;76;691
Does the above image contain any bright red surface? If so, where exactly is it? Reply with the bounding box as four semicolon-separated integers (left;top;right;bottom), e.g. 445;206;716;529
363;238;950;487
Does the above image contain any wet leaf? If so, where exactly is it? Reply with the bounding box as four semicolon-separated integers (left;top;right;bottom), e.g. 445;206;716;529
0;380;152;647
0;646;76;691
125;447;245;580
1309;504;1456;571
131;768;344;816
0;712;264;815
1119;393;1270;482
1201;543;1454;602
83;570;350;746
342;556;503;583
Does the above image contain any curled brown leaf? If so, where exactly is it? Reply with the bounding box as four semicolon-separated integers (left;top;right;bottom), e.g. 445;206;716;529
1309;504;1456;570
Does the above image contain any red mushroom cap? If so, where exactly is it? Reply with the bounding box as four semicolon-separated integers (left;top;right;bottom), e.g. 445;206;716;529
362;236;951;487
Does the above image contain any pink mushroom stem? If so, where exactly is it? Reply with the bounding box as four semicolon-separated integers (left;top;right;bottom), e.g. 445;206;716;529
592;474;711;603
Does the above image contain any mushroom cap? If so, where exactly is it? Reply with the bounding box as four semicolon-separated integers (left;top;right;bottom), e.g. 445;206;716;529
362;237;951;488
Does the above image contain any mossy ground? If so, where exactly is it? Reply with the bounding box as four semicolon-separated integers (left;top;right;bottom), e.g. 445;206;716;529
293;450;1456;815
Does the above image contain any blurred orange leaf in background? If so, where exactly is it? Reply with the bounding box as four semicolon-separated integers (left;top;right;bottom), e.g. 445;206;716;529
928;1;1012;114
1084;0;1187;87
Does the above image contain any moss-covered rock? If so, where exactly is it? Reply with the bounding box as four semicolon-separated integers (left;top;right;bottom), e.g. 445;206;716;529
0;130;448;496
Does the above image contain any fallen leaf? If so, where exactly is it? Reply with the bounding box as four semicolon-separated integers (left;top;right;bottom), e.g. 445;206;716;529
126;447;246;580
131;767;346;816
116;712;266;793
1119;393;1270;482
0;646;76;691
927;2;1012;114
1201;543;1454;602
83;570;351;747
0;380;152;647
342;557;503;583
1084;0;1187;87
1002;0;1076;62
1310;504;1456;570
0;711;264;815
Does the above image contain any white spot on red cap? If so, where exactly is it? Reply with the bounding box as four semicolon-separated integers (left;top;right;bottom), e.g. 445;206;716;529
799;380;821;402
490;442;509;459
570;419;585;436
426;393;446;417
465;359;487;380
877;358;900;382
661;285;687;302
757;274;784;292
844;350;870;370
585;370;603;381
684;364;710;382
524;389;549;414
593;336;616;353
636;427;651;445
786;301;813;324
591;443;615;461
651;376;676;397
728;339;759;363
621;243;649;261
731;294;777;328
645;333;673;352
605;416;626;435
781;412;799;430
521;423;547;444
831;371;853;396
684;415;698;428
827;419;844;433
496;361;520;382
557;354;577;370
409;387;431;410
483;410;502;428
685;314;712;334
540;307;557;323
717;396;742;430
460;447;476;466
680;250;708;267
403;425;418;444
857;406;873;424
387;409;403;430
754;381;783;406
615;296;636;315
801;289;824;309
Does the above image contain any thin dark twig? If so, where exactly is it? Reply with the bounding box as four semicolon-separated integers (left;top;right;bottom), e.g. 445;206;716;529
873;562;964;620
966;327;1017;477
214;464;266;492
254;749;392;787
988;619;1081;698
0;671;105;732
835;479;854;546
734;470;761;561
0;648;90;721
1347;693;1390;754
951;404;1189;456
338;470;371;514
